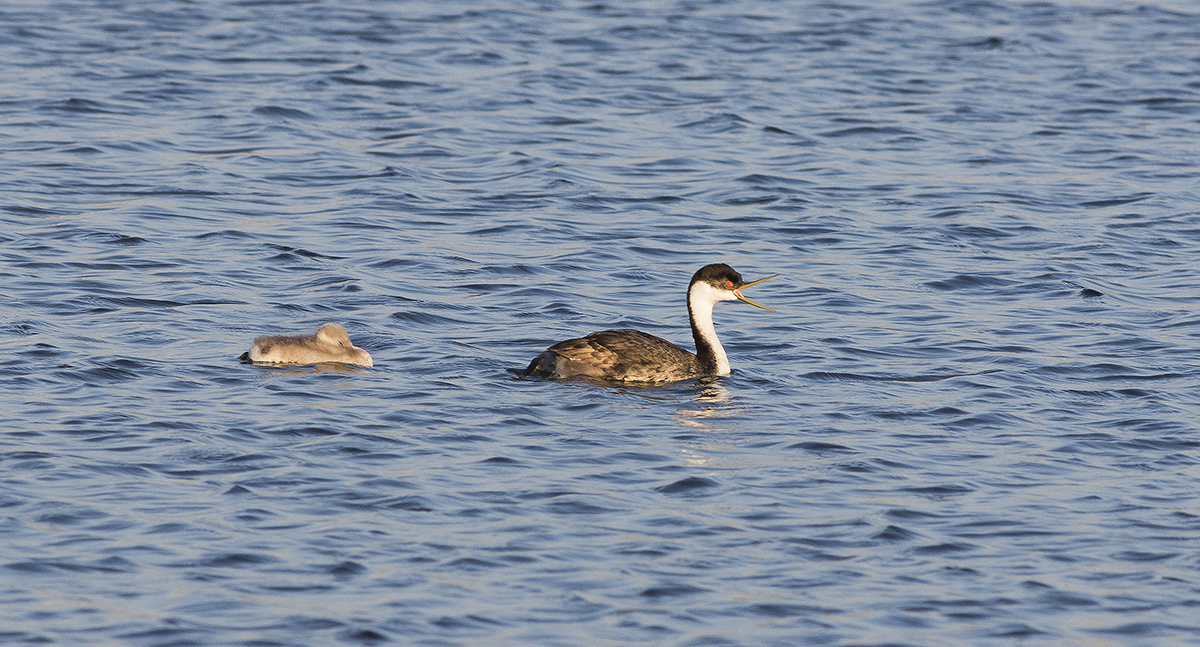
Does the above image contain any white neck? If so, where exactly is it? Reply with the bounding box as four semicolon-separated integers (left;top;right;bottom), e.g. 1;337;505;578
688;282;732;375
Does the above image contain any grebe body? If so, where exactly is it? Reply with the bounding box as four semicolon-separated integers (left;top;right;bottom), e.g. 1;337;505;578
241;323;373;367
521;264;775;383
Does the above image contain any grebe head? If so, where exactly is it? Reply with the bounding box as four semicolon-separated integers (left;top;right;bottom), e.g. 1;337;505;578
315;323;353;346
689;264;778;311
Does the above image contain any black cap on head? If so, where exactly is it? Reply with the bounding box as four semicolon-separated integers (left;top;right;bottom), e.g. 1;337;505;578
691;263;744;289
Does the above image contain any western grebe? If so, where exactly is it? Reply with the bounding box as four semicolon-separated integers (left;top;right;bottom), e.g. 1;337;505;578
240;323;373;367
520;264;776;382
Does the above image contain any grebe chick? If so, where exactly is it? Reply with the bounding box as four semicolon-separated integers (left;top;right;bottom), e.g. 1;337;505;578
521;263;776;383
240;323;373;367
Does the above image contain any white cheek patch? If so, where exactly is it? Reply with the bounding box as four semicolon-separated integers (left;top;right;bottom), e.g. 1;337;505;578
690;281;736;306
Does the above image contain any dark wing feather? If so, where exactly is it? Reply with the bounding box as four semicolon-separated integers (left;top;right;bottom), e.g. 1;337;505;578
525;329;701;382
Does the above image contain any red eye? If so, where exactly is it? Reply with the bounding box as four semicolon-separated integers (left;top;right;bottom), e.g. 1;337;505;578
725;280;733;287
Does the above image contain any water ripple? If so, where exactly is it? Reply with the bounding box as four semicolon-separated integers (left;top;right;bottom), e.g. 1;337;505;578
3;0;1200;645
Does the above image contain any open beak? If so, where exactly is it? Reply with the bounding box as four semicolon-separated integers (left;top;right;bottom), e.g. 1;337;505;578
733;274;779;311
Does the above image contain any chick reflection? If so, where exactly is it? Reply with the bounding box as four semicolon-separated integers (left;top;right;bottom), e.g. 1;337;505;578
248;363;368;376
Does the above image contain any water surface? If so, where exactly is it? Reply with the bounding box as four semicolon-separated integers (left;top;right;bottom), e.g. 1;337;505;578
3;1;1200;645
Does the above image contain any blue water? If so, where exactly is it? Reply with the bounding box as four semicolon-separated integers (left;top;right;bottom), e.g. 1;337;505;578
3;0;1200;645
